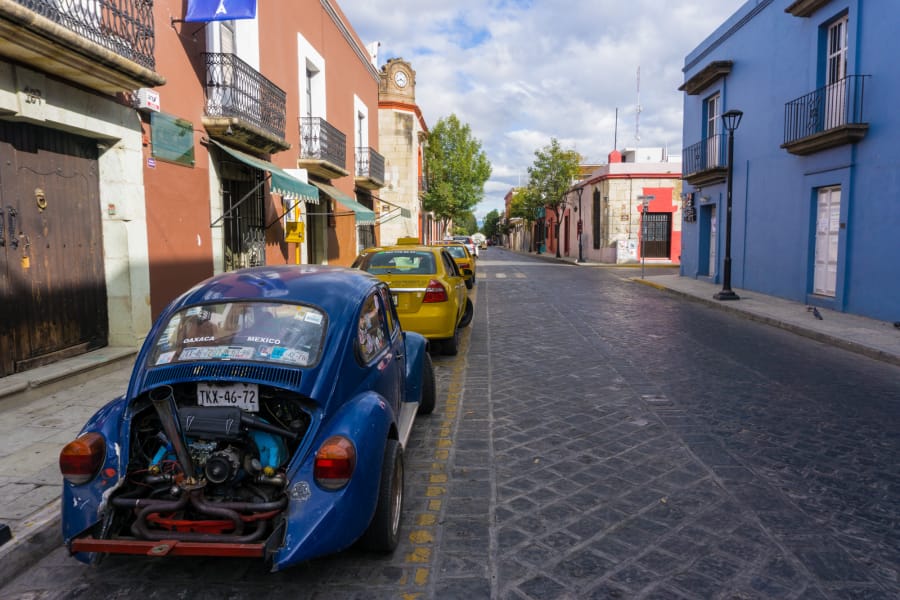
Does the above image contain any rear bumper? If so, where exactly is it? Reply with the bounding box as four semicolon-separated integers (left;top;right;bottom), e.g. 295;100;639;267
71;536;266;558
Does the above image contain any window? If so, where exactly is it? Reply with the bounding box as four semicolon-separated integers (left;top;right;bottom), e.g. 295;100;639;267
824;15;849;129
704;93;721;169
305;68;314;119
357;293;388;363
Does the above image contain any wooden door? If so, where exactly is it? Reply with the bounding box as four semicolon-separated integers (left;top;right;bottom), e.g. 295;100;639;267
0;121;107;376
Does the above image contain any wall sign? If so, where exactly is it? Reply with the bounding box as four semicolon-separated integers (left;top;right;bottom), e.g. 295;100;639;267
151;112;195;167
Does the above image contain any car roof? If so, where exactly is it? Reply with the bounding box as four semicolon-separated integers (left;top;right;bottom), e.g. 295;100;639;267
175;265;379;316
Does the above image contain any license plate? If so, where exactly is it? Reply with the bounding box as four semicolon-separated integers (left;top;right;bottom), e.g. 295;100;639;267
196;382;259;412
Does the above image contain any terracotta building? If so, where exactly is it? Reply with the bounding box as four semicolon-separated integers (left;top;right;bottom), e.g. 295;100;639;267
0;0;383;377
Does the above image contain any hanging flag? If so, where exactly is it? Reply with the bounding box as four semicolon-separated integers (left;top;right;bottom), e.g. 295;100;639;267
184;0;257;22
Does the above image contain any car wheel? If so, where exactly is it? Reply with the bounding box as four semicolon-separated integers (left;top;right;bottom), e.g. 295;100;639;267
459;298;474;329
359;439;403;552
442;327;459;356
418;353;436;415
465;278;473;290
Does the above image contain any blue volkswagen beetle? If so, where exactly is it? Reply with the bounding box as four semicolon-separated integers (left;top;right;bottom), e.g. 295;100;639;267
58;266;435;571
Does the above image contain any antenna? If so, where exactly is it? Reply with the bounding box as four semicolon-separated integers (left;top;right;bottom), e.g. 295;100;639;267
635;66;642;143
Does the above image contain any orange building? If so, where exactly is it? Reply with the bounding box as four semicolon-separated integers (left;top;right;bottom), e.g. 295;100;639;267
145;0;385;316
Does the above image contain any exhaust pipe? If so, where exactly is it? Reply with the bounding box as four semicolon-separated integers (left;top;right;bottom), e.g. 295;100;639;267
148;385;197;483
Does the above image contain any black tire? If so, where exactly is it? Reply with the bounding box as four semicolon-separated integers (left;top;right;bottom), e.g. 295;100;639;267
458;298;474;329
441;327;459;356
359;439;403;552
418;353;436;415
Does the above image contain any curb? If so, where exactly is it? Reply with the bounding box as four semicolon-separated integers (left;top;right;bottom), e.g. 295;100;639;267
632;277;900;368
0;501;62;587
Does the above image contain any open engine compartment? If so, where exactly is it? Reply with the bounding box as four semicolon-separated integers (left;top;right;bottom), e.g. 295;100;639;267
102;382;313;545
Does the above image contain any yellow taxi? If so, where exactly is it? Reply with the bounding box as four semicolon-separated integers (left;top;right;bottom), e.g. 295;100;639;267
430;240;476;289
352;238;473;355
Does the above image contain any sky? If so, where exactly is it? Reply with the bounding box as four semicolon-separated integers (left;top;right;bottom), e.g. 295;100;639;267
341;0;748;220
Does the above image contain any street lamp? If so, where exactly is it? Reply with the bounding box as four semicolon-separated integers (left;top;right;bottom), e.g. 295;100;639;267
714;109;743;301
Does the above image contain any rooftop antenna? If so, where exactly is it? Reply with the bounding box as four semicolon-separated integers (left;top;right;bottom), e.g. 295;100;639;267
613;107;618;151
635;65;642;144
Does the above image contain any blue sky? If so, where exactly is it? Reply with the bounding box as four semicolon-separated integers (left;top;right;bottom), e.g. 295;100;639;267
341;0;747;219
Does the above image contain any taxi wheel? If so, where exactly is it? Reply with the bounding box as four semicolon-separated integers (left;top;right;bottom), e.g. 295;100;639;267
418;353;436;415
442;327;460;355
459;298;474;329
359;439;403;552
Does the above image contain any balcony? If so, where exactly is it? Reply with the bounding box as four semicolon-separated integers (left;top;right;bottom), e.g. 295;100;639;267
0;0;164;94
782;75;869;156
299;116;348;179
202;52;289;155
681;134;727;187
354;146;385;190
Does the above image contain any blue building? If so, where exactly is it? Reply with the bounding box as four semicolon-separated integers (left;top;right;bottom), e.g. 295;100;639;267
678;0;899;322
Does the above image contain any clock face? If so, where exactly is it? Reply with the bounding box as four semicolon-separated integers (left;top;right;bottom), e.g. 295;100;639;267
394;70;408;88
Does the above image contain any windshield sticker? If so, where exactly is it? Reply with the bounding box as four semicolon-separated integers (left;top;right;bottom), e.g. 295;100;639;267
218;346;256;360
179;346;217;361
156;351;176;365
303;311;323;324
271;347;309;365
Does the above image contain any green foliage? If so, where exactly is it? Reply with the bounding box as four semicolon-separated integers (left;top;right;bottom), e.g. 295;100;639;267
481;209;501;237
452;211;477;235
423;114;492;227
525;138;582;212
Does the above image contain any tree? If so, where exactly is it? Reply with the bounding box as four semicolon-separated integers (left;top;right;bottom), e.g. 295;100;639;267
423;114;492;231
525;139;582;257
453;211;477;235
481;209;501;239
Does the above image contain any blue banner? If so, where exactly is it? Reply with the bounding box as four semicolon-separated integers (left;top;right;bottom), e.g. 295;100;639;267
184;0;257;22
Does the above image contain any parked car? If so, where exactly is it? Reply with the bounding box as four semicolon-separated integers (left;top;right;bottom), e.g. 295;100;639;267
353;238;473;355
59;266;435;572
430;240;477;289
451;235;479;258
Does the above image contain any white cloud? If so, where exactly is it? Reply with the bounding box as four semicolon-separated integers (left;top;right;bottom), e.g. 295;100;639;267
342;0;746;218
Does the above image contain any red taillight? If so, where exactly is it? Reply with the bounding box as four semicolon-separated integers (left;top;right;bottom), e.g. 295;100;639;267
423;279;448;303
459;262;470;270
314;436;356;490
60;432;106;485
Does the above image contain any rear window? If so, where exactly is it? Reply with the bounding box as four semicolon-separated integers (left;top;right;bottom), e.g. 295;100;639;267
443;246;467;258
147;301;326;368
355;250;437;275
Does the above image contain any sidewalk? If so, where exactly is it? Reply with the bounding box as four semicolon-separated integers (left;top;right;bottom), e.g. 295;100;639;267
1;257;898;582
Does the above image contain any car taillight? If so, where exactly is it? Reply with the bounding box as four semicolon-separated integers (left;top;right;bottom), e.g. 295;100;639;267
314;436;356;490
59;432;106;485
423;279;448;303
459;262;470;270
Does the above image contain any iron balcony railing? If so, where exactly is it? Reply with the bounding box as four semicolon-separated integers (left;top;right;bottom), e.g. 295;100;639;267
300;117;346;168
682;134;726;177
15;0;156;69
784;75;868;145
203;53;287;139
356;147;385;182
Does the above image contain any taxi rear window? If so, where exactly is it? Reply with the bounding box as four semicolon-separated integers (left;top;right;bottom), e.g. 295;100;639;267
356;250;437;275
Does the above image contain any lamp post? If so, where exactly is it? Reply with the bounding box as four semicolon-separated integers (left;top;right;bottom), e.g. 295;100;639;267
714;109;743;301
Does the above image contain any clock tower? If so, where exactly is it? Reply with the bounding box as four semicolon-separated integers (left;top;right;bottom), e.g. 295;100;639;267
380;58;415;103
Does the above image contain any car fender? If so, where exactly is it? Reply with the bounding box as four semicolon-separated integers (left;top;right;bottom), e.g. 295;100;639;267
273;390;397;570
402;331;428;404
61;395;131;545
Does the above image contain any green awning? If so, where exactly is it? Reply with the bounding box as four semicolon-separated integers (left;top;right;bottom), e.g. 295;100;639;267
212;140;319;203
310;181;376;225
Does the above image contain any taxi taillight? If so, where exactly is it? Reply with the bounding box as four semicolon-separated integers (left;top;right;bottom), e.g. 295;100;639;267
314;436;356;490
59;432;106;485
423;280;448;303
